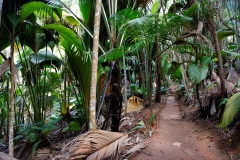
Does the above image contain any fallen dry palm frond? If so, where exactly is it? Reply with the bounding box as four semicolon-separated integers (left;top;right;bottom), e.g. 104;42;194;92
54;130;126;160
86;135;128;160
122;96;143;114
122;143;145;159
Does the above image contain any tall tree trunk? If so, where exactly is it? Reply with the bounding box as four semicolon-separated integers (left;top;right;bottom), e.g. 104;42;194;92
9;35;15;157
176;53;192;100
109;62;122;132
155;15;161;103
122;55;128;116
148;61;153;126
155;57;161;103
89;0;103;130
207;19;226;97
0;0;3;27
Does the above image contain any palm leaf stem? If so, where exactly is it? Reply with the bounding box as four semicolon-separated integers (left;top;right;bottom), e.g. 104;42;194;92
101;4;113;49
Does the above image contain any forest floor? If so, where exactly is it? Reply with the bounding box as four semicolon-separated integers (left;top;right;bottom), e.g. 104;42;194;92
2;95;239;160
127;95;240;160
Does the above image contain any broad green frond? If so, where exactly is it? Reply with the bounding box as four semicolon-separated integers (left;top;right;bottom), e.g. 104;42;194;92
21;2;50;21
219;93;240;128
151;1;161;14
217;29;235;41
61;39;91;112
188;64;208;84
41;24;84;51
79;0;94;24
183;3;199;17
110;8;141;30
99;47;125;64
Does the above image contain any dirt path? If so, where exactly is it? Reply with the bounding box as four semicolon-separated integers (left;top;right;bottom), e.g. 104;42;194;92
129;96;230;160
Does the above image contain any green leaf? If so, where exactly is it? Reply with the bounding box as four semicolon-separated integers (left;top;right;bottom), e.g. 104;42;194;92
61;39;91;112
219;93;240;128
218;98;228;108
217;29;234;41
98;47;124;64
62;127;69;133
161;53;171;78
69;121;81;131
14;135;23;141
65;16;80;26
21;2;50;21
41;24;84;51
26;132;39;143
149;114;156;124
151;1;161;14
30;49;64;68
31;139;42;157
221;50;240;58
188;64;208;84
7;14;21;28
174;66;182;79
201;56;211;65
130;120;146;132
78;0;93;24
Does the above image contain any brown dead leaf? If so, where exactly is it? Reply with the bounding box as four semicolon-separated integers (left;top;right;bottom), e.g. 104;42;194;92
224;80;235;96
196;21;203;34
0;58;10;77
122;143;145;159
123;96;143;114
55;130;126;160
227;67;239;85
86;135;128;160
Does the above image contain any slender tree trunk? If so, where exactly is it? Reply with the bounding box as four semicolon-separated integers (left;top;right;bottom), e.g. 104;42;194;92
110;62;122;132
9;36;15;157
149;61;153;125
0;0;3;27
207;19;225;97
176;53;192;100
155;56;161;103
173;0;176;13
123;55;128;116
155;15;161;103
89;0;103;130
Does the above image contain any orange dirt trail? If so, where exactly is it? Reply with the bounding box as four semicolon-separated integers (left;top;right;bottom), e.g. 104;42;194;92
129;96;230;160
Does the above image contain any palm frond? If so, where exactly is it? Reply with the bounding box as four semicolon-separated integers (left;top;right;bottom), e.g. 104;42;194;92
219;92;240;128
41;24;84;52
110;7;141;30
183;3;199;18
78;0;94;25
56;130;126;159
20;1;50;21
86;135;128;160
98;47;124;64
122;143;145;159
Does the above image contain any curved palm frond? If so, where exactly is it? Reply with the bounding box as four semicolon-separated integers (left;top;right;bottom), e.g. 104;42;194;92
41;24;85;52
78;0;94;25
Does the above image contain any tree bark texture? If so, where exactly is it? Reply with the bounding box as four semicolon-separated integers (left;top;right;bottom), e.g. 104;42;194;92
89;0;103;130
123;55;128;116
208;19;226;97
9;36;15;157
109;62;122;132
